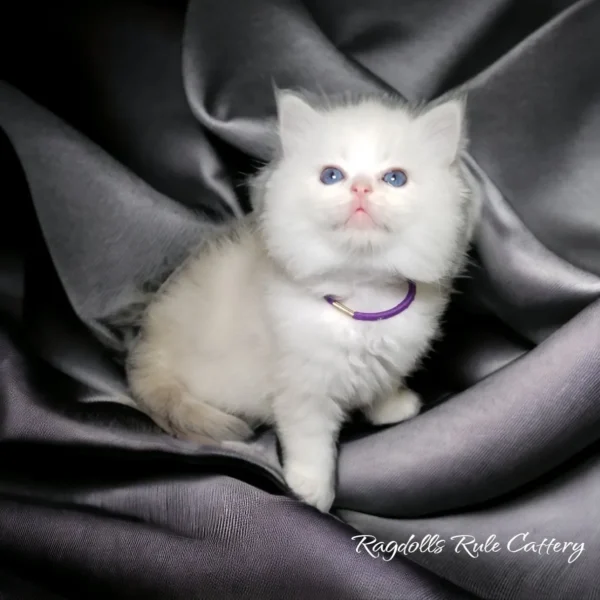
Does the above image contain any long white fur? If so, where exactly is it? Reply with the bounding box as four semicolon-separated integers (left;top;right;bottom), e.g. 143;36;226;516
127;90;477;512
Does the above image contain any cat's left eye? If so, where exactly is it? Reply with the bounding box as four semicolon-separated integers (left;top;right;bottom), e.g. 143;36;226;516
382;169;408;188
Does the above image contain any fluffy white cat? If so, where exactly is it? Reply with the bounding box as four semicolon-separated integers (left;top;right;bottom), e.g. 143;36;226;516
127;89;477;512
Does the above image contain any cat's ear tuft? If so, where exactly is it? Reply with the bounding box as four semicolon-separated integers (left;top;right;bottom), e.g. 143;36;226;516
419;97;466;165
275;89;319;154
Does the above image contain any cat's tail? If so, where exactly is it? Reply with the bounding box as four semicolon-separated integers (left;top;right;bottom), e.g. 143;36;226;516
127;360;253;443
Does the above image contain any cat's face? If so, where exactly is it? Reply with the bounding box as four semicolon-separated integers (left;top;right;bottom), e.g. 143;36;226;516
260;91;470;282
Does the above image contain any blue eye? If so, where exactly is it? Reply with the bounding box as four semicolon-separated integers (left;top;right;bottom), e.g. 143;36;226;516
320;166;345;185
382;169;408;187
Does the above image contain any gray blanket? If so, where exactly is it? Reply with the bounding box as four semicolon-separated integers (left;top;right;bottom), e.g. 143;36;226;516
0;1;598;598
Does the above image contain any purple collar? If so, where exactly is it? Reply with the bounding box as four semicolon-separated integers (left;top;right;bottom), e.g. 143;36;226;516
324;280;416;321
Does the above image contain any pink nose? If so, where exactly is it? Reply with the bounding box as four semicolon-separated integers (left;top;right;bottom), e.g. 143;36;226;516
351;182;372;195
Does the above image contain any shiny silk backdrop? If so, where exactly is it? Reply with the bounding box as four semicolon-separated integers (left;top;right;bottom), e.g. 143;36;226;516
0;1;599;598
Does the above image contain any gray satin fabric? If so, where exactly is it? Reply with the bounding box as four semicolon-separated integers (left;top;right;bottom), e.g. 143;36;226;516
1;0;599;598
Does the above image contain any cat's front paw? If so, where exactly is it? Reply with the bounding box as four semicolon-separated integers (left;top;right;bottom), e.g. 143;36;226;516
284;462;335;513
366;388;422;426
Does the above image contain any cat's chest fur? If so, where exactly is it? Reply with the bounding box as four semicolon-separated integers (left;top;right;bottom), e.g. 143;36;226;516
266;275;446;403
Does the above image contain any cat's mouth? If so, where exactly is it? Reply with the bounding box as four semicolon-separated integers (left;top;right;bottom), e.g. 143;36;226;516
344;207;377;230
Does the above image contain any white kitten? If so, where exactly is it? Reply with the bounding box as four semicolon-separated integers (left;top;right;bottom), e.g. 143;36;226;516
127;90;477;512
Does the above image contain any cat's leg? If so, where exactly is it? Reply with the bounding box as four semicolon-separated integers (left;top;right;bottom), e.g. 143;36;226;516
128;358;255;443
364;388;422;426
155;393;255;443
274;393;343;513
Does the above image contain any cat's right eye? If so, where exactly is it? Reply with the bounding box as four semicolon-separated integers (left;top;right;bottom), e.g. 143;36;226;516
320;166;345;185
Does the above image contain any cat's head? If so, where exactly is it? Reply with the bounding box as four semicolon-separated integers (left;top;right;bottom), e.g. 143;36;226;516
257;90;471;283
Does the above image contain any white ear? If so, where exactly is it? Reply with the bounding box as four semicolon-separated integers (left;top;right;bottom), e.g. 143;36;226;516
275;89;320;154
419;98;465;165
